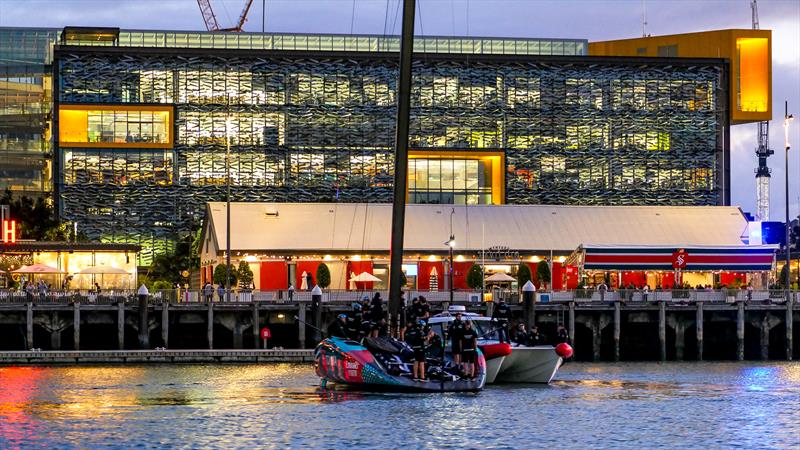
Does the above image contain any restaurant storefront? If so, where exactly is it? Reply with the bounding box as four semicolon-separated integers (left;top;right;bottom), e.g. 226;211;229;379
565;245;777;290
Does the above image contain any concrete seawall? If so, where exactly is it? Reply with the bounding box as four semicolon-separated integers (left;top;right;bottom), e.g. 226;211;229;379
0;349;314;365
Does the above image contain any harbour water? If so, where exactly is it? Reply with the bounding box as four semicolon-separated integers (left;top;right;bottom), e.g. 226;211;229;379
1;362;799;448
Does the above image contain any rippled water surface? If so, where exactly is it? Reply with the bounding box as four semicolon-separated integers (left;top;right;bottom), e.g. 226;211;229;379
1;362;800;448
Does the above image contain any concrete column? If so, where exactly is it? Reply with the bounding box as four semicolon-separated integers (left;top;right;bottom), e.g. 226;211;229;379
786;297;794;361
73;302;80;351
760;314;770;361
233;321;244;349
568;301;576;344
674;319;685;361
161;302;169;348
613;301;621;362
695;302;703;361
26;302;33;350
298;304;307;349
117;302;125;350
138;293;149;349
50;313;61;350
736;301;745;361
207;303;214;349
252;303;260;349
658;301;666;361
591;318;602;362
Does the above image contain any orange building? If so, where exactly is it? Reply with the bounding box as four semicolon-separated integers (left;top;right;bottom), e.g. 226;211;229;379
590;29;772;124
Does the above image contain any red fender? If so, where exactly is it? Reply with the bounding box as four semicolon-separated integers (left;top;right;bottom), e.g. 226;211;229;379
479;342;512;360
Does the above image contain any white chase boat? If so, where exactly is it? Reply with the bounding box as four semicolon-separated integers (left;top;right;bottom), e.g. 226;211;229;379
427;306;571;384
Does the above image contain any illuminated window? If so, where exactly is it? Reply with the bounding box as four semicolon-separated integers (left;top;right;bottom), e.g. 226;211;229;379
736;38;769;113
408;152;504;205
59;105;173;148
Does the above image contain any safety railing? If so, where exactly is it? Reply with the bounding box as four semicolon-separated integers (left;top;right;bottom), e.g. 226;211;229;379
0;289;795;305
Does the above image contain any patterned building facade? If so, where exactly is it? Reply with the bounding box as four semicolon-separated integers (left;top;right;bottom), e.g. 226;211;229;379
53;41;727;263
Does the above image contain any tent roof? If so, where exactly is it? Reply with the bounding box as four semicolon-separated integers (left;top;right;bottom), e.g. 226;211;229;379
203;202;750;254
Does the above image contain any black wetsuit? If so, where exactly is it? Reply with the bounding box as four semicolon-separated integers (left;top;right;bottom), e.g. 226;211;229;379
530;330;543;346
492;303;512;343
412;302;430;322
405;326;426;362
328;320;348;339
345;312;362;340
448;319;466;355
557;329;571;345
514;329;530;346
461;327;478;364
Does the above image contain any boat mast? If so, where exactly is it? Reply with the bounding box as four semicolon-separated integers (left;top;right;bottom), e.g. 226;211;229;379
387;0;416;335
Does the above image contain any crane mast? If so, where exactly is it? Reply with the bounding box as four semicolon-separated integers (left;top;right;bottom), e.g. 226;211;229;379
751;0;772;220
196;0;254;32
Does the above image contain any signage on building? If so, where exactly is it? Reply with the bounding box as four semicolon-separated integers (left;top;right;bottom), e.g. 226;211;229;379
671;248;688;269
2;219;15;244
486;246;520;262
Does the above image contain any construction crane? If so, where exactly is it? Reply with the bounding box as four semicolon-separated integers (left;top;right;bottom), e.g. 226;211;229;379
751;0;773;220
196;0;254;32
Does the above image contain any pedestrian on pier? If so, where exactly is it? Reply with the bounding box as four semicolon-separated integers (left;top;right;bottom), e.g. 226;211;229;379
216;284;225;302
203;282;214;303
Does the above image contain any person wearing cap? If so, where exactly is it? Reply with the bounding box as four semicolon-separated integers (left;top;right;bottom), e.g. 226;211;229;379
492;299;512;344
328;314;349;339
404;319;429;381
460;320;478;379
447;311;466;369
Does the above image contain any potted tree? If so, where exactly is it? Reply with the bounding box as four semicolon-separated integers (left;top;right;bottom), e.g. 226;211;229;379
316;263;331;302
213;263;238;301
536;260;551;291
237;260;254;302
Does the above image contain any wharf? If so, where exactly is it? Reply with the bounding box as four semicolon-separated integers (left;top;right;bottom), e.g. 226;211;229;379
0;349;314;365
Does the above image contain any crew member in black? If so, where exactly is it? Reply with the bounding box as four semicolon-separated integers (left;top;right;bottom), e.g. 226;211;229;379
530;325;544;346
460;320;478;379
447;311;466;368
345;303;363;340
492;300;512;343
513;323;530;346
412;296;431;322
406;297;419;326
404;320;429;381
556;324;571;344
369;293;384;338
328;314;349;339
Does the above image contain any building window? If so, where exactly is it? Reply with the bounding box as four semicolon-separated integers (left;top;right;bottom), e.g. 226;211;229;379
59;104;173;148
408;152;504;205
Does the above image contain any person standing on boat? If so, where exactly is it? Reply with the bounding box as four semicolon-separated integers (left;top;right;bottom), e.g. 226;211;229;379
328;314;349;339
369;293;384;338
530;325;543;346
491;300;512;344
461;321;478;380
513;323;530;346
413;295;430;323
405;320;428;381
556;324;571;345
447;311;466;368
346;303;363;341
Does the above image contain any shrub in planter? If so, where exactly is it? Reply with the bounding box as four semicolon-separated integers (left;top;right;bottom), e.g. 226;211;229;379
238;260;254;290
316;263;331;289
466;264;483;290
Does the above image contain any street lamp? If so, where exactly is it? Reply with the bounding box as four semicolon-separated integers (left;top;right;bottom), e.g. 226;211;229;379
225;115;233;303
784;101;794;291
446;208;455;304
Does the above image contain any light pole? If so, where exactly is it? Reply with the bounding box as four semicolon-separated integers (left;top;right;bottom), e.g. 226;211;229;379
784;101;794;290
225;115;232;303
446;208;455;304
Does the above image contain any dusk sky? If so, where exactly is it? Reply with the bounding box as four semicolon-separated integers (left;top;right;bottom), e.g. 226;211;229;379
1;0;798;218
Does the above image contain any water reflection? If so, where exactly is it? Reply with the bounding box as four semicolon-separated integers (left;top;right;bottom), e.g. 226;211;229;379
1;362;799;448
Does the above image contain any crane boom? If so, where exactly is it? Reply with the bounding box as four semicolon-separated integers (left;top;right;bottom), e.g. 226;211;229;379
751;0;760;30
196;0;255;32
197;0;221;32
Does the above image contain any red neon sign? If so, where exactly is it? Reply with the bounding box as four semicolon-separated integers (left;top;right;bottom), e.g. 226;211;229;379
2;220;15;244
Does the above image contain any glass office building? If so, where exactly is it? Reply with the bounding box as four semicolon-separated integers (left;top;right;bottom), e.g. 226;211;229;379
3;27;728;264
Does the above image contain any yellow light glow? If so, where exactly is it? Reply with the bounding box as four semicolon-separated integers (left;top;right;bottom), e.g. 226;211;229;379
558;256;566;263
529;256;541;263
455;255;465;262
736;37;769;113
323;255;333;261
243;255;257;263
351;255;361;261
427;255;438;262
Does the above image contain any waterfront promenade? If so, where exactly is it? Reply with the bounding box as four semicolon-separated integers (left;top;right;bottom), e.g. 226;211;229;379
0;288;796;362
